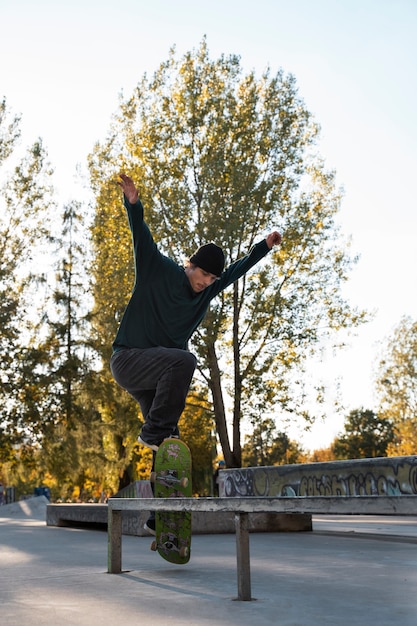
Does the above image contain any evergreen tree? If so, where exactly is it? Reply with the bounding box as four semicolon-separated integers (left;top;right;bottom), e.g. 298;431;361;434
0;97;55;461
34;201;99;498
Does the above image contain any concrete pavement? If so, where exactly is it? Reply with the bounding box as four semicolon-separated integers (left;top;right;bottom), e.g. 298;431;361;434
1;497;417;626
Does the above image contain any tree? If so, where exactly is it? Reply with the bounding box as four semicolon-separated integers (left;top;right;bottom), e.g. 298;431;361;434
332;409;394;460
0;96;56;459
242;417;303;466
305;447;336;462
3;200;98;499
88;40;366;468
178;391;215;494
31;201;102;498
375;316;417;456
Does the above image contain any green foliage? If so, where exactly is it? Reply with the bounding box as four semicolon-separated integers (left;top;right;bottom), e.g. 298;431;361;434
0;97;20;162
0;99;56;461
88;39;367;468
3;200;98;496
375;316;417;456
178;392;215;495
332;409;394;460
242;417;303;466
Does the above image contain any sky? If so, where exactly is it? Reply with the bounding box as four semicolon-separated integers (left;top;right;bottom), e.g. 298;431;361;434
1;0;416;450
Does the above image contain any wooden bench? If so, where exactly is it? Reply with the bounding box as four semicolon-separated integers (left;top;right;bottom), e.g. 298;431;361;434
107;495;417;601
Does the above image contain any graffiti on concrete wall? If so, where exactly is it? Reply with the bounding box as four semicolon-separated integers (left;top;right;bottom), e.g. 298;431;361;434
222;456;417;498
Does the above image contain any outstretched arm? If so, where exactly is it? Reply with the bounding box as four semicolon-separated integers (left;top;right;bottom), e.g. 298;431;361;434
118;173;139;204
265;231;282;249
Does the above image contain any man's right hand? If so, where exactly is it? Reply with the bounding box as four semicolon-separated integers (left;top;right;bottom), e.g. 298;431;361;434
118;173;139;204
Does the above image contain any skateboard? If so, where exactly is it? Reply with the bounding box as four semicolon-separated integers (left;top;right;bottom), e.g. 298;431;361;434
150;438;192;564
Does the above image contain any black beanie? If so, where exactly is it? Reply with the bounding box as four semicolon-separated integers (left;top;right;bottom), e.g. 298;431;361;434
189;243;225;277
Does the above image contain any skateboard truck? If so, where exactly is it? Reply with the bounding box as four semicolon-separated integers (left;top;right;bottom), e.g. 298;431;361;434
150;469;189;489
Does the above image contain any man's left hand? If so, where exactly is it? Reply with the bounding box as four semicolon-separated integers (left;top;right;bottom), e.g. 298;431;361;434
266;231;282;249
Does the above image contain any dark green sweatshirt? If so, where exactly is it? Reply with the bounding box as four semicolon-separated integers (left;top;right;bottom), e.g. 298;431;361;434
112;196;271;352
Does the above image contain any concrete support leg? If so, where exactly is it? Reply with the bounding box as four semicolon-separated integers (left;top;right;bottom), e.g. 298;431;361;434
235;512;252;601
108;508;122;574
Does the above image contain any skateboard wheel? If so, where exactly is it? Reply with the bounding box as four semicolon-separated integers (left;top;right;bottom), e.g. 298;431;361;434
150;540;157;551
179;477;188;488
150;471;156;483
179;546;189;558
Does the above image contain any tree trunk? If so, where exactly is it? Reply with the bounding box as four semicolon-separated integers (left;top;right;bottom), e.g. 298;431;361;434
232;283;242;467
206;341;238;467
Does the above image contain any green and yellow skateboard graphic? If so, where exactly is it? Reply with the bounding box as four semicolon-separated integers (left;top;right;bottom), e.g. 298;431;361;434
150;438;192;564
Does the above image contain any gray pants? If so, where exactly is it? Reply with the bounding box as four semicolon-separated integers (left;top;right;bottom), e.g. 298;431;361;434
110;347;197;446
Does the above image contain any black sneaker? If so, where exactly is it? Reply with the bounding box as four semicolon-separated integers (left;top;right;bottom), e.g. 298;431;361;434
144;516;156;536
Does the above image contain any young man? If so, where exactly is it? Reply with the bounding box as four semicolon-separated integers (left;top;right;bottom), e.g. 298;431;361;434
110;173;281;532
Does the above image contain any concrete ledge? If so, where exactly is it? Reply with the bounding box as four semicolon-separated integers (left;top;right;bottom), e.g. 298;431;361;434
46;504;149;536
46;502;311;535
47;504;107;526
220;455;417;498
